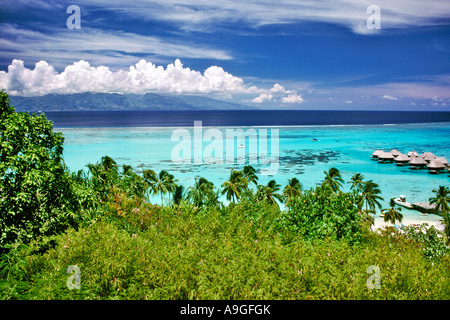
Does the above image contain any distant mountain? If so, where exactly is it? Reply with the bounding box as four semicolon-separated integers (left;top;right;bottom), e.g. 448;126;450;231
9;92;256;111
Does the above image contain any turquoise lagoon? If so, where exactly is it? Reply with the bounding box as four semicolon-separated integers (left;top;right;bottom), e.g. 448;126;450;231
59;122;450;224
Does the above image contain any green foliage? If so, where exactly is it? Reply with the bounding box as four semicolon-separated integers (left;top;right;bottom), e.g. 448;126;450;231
2;210;449;300
0;91;81;251
0;95;448;301
429;186;450;242
276;187;364;244
402;224;450;261
382;198;403;225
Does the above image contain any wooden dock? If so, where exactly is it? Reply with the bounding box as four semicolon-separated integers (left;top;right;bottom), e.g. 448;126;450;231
412;202;436;214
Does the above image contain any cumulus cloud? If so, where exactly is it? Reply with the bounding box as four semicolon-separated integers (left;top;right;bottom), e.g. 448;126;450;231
251;93;274;103
0;59;262;97
282;94;304;103
382;95;399;100
251;83;303;104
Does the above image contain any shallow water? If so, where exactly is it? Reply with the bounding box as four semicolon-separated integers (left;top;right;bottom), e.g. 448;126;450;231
59;122;450;223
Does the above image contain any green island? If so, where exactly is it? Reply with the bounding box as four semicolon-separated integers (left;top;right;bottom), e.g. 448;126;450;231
1;90;449;300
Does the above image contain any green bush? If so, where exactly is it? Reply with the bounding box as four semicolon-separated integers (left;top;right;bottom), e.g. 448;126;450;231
0;91;82;252
276;188;364;244
2;213;448;300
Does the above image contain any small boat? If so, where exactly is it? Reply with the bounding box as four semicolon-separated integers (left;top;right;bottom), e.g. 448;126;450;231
312;138;319;142
238;144;245;148
393;195;413;209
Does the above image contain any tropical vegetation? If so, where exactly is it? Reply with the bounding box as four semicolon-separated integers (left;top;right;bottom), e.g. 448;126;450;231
0;90;449;300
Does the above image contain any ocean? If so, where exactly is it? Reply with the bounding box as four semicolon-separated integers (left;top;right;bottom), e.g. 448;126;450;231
47;110;450;225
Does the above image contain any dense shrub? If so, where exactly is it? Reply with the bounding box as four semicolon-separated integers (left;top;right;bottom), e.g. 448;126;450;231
1;210;448;300
276;188;364;244
0;91;82;252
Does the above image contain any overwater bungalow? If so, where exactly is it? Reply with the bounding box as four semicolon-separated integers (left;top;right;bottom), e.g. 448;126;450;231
371;150;384;160
394;154;410;166
408;157;427;169
427;160;446;174
419;152;436;162
435;156;448;166
407;150;419;158
390;149;401;157
378;151;395;163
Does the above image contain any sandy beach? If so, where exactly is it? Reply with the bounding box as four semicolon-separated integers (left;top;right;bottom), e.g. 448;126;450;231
372;214;446;232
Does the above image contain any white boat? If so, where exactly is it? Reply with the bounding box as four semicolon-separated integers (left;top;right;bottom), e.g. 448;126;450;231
238;144;245;148
393;195;413;209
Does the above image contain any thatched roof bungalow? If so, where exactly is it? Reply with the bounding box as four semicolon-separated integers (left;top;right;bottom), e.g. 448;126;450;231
409;157;427;169
394;154;410;166
371;150;384;160
427;160;446;174
378;151;395;163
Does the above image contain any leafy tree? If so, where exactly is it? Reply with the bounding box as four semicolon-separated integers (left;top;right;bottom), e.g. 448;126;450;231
348;173;365;193
144;169;177;206
242;165;258;188
143;169;157;201
429;186;450;241
0;90;80;251
382;198;403;225
187;177;215;208
221;169;247;203
277;187;363;244
256;179;283;208
322;167;344;193
172;184;186;207
357;180;383;214
86;156;120;201
283;177;302;204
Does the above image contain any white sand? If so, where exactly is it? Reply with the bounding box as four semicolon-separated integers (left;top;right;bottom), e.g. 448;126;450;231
372;214;445;233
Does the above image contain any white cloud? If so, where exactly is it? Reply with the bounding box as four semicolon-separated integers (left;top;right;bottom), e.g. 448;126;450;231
270;83;287;93
0;59;260;96
251;93;274;103
382;95;399;100
69;0;450;35
250;83;303;104
0;24;232;69
282;94;303;103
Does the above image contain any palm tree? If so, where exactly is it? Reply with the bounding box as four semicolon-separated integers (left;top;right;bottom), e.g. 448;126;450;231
382;198;403;225
429;186;450;240
322;167;344;193
242;165;258;188
100;155;118;172
172;184;186;207
121;164;134;179
283;177;302;203
187;177;215;207
348;173;365;193
221;169;247;203
429;186;450;216
143;169;157;200
256;179;283;208
357;180;384;214
164;172;178;203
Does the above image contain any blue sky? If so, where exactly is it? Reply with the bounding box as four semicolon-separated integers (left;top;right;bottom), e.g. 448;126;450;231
0;0;450;110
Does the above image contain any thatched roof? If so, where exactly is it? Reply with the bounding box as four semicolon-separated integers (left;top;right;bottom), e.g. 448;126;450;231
409;157;427;166
372;150;384;156
394;154;410;162
378;152;395;160
419;152;436;159
390;149;401;157
407;150;419;157
435;157;448;165
427;160;446;170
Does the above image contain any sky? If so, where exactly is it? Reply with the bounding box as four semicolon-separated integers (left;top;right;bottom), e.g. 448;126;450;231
0;0;450;110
